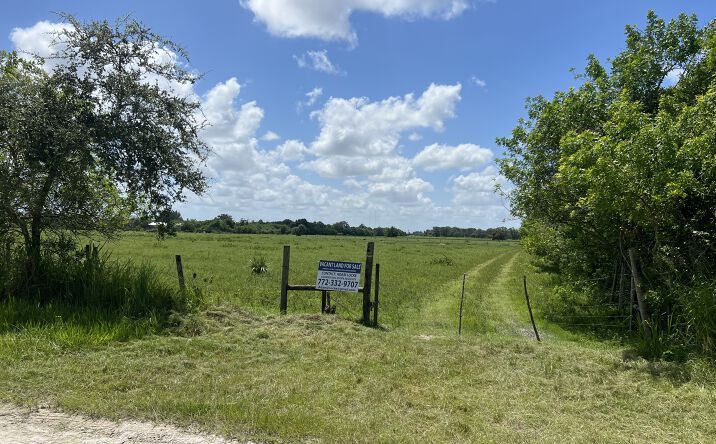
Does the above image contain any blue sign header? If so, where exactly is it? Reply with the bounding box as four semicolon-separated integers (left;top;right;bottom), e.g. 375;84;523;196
318;260;362;274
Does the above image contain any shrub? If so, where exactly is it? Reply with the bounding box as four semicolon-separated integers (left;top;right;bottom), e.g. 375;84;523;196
678;280;716;356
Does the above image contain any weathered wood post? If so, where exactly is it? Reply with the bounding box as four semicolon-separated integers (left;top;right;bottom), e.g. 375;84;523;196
362;242;375;325
280;245;290;314
321;290;327;313
175;254;186;294
373;263;380;326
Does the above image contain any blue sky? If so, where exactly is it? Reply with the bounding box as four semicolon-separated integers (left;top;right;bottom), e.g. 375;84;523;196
3;1;714;230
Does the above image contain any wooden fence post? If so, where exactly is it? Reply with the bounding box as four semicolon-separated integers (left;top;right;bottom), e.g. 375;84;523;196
280;245;290;314
175;255;186;294
362;242;375;325
373;263;380;326
523;276;541;342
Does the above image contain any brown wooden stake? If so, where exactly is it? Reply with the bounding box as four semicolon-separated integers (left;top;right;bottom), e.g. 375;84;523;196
362;242;375;325
523;275;541;342
628;248;651;339
175;255;186;294
458;273;466;335
373;263;380;326
280;245;290;314
321;290;327;313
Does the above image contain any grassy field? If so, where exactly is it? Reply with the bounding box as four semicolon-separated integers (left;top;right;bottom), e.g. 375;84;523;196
104;232;520;329
1;233;714;442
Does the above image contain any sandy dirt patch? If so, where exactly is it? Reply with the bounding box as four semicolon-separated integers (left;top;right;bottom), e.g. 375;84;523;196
0;404;248;444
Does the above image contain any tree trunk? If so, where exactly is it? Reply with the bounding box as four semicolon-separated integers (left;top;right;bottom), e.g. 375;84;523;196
628;247;651;339
23;224;43;295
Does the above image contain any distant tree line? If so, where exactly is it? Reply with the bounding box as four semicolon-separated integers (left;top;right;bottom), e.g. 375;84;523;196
126;213;408;237
125;214;518;239
421;226;520;240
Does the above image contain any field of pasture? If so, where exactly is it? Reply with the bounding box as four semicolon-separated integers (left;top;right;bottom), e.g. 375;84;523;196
105;232;522;330
1;232;714;442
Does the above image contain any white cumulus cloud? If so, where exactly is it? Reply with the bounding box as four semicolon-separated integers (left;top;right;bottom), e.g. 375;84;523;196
241;0;469;44
294;50;342;74
261;131;281;141
470;75;487;88
664;68;684;86
10;20;70;66
450;166;508;206
305;87;324;106
276;140;309;162
310;83;462;157
297;87;324;112
413;143;493;171
11;20;196;97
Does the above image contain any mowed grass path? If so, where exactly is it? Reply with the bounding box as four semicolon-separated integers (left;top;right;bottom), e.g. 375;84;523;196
1;233;714;442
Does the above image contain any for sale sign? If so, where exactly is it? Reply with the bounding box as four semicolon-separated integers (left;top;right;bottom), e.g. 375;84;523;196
315;260;362;292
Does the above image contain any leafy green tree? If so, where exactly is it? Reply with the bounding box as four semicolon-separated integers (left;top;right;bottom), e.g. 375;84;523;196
498;12;716;347
0;15;208;290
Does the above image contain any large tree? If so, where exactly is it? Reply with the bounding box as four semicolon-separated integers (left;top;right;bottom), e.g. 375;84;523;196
498;12;716;345
0;15;208;287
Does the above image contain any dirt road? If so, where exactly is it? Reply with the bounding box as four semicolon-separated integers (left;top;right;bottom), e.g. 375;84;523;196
0;404;246;444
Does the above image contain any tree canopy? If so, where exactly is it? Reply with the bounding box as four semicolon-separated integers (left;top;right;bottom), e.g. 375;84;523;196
498;12;716;354
0;15;208;289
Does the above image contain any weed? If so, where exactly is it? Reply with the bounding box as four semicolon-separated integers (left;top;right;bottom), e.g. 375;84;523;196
249;256;269;274
429;254;454;266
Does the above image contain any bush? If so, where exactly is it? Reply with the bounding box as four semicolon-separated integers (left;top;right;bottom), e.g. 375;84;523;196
678;280;716;356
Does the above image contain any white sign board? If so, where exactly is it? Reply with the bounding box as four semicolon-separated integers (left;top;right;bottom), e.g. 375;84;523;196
315;260;362;292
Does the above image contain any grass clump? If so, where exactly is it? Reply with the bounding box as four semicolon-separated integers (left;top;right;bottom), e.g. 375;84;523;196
430;254;454;266
249;256;269;274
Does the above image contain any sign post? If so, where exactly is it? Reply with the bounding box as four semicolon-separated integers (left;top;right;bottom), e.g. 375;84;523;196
278;242;377;321
362;242;375;325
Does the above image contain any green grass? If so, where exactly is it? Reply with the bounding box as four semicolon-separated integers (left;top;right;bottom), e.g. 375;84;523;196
103;232;519;328
0;233;714;442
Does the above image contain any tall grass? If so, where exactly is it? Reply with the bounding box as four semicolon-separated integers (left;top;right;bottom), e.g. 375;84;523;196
36;245;196;315
672;280;716;357
0;243;201;348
